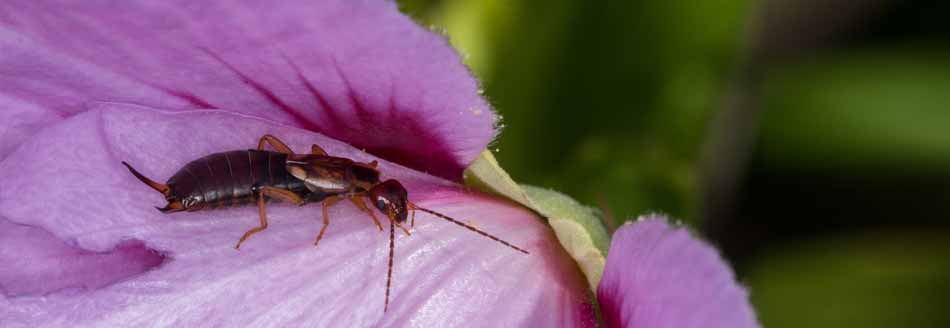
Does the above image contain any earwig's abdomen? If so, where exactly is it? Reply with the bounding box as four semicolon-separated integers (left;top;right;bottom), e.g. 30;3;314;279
167;150;307;210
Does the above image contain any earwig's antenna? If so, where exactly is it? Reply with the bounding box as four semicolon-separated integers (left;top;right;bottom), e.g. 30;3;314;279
122;161;170;195
409;203;530;255
385;219;395;313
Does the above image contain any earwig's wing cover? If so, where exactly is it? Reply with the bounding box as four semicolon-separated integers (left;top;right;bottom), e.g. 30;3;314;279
286;156;352;193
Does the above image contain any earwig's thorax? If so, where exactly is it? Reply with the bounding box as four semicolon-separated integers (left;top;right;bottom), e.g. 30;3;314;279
348;162;381;190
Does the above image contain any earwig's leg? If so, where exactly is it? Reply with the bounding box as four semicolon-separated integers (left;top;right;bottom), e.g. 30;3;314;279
384;218;395;313
315;196;341;246
260;186;305;205
257;134;295;154
410;207;416;228
394;221;411;236
310;144;328;156
235;192;269;250
350;196;383;231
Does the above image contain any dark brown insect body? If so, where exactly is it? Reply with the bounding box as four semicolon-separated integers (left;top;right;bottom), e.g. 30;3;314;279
160;150;309;211
123;135;527;312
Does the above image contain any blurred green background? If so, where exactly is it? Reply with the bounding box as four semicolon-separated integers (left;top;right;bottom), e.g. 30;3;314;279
398;0;950;327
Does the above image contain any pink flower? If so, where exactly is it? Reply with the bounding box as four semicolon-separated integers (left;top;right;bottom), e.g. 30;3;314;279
0;107;593;326
0;1;591;326
0;1;757;327
598;217;760;328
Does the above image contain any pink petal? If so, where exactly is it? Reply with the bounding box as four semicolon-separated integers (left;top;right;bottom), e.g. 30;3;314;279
0;105;592;327
0;96;62;159
0;217;166;297
597;216;759;328
0;0;494;179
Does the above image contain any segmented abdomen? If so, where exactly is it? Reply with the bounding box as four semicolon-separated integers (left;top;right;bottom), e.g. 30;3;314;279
167;150;307;210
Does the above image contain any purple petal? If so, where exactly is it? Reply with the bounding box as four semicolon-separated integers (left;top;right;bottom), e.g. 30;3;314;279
0;106;592;327
0;95;63;159
0;0;494;179
0;217;166;297
597;216;759;328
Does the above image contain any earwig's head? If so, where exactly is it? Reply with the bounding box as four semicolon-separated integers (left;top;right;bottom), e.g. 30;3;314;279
368;179;409;223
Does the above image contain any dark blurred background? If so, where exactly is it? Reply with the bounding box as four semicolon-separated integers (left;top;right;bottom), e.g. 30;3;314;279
397;0;950;326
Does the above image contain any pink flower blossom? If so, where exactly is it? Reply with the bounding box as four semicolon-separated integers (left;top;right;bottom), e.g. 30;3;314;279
0;1;591;326
0;1;757;327
0;107;593;326
598;217;760;328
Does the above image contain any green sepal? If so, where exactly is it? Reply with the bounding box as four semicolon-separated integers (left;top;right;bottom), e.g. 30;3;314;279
463;150;610;290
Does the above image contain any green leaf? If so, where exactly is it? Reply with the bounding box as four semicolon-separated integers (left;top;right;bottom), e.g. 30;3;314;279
464;150;610;291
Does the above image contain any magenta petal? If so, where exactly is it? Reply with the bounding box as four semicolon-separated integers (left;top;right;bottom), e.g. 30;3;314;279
0;96;62;159
0;105;591;326
0;0;494;179
0;217;165;297
597;216;759;328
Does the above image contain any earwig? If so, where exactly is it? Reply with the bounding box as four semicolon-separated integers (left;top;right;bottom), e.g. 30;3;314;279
123;135;528;312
